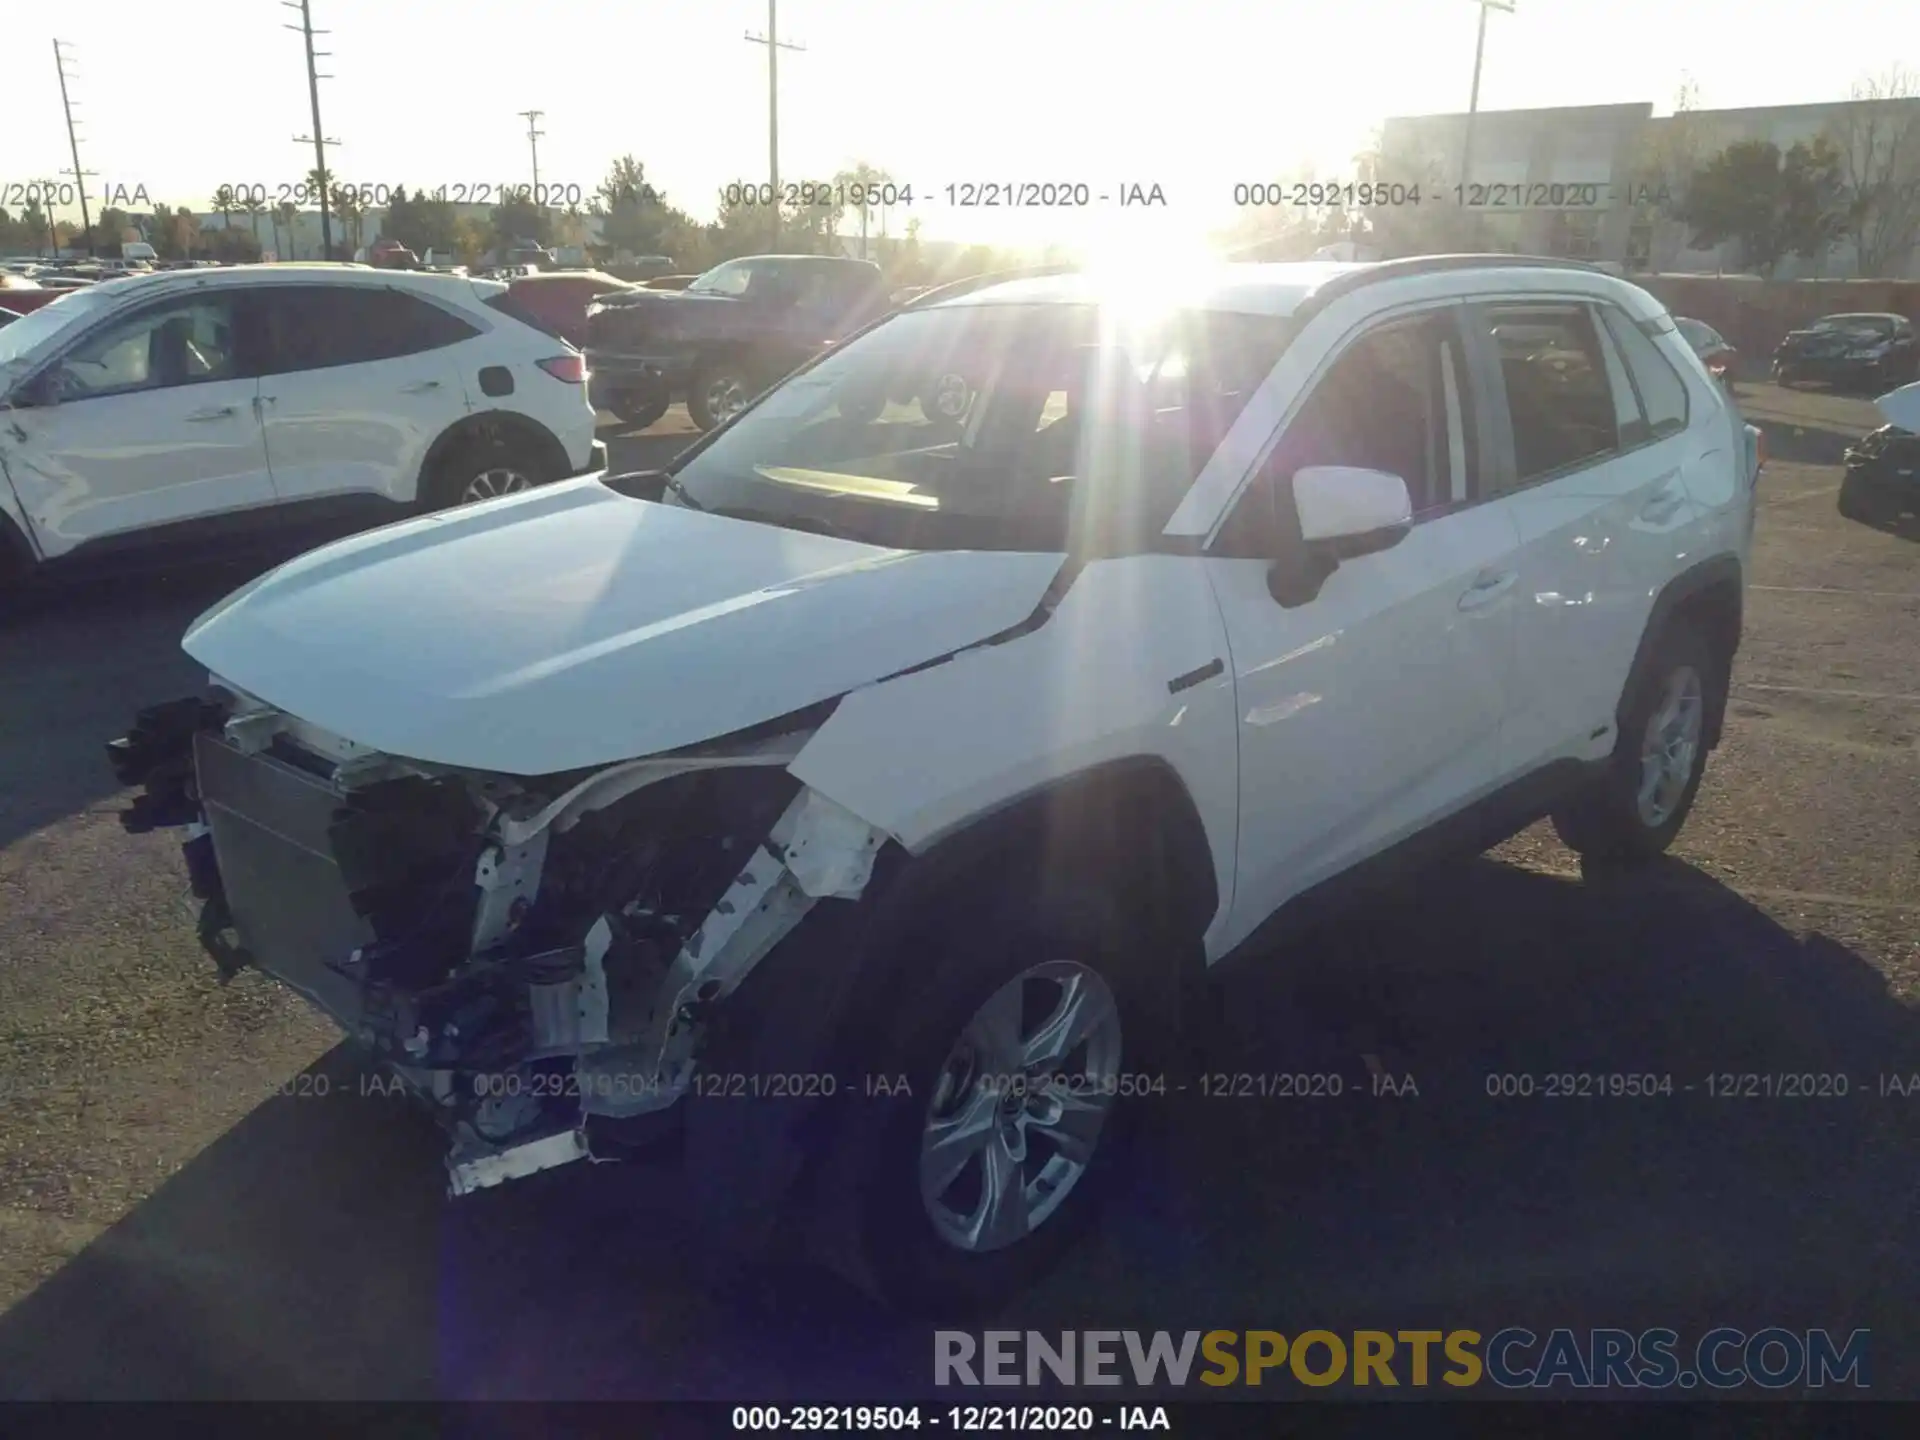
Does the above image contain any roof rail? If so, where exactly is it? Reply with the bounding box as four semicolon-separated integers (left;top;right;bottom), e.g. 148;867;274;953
899;263;1082;310
1290;252;1615;326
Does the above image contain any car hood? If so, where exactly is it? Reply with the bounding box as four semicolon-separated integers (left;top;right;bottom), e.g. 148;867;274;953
182;478;1066;776
1875;381;1920;431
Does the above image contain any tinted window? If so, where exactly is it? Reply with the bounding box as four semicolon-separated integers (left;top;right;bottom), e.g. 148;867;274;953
1484;304;1619;487
1600;308;1689;441
47;294;239;399
260;285;479;372
1258;312;1464;516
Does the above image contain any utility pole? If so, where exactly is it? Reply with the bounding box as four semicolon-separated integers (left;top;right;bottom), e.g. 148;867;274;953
1458;0;1514;203
519;110;545;204
52;41;96;256
284;0;339;260
744;1;805;247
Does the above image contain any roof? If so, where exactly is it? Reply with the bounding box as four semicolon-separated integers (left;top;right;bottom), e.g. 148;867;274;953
927;256;1622;320
79;263;482;299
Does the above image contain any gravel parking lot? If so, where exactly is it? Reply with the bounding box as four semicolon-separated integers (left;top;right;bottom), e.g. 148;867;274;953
0;389;1916;1400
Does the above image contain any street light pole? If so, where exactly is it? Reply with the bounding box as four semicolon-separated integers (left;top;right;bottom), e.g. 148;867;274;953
745;1;805;247
1458;0;1514;198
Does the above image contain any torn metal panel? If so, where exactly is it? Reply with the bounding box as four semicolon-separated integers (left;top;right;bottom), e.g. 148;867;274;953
446;1126;594;1196
470;833;550;953
578;784;887;1117
493;732;808;846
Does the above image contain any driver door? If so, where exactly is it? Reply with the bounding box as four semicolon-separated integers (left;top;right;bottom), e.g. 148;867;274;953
1203;305;1523;954
1;290;271;555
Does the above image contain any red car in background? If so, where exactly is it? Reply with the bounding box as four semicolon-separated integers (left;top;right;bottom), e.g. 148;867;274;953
492;270;631;350
0;275;66;315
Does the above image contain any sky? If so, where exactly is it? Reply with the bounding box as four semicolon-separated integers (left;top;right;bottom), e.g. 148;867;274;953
4;0;1916;257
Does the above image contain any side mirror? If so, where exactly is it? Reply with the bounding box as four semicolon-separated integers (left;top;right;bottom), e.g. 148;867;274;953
1294;465;1413;552
1265;466;1413;608
8;369;59;409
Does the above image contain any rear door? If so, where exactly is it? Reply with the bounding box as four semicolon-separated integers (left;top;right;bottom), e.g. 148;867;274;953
1468;299;1702;775
0;288;271;555
253;283;476;506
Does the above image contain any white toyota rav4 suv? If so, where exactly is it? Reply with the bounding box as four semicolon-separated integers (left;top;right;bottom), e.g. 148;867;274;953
113;256;1760;1311
0;264;601;589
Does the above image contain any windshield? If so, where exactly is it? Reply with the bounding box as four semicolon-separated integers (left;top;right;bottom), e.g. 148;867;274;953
668;301;1296;553
687;259;760;297
1810;315;1894;337
1674;319;1718;349
0;288;110;370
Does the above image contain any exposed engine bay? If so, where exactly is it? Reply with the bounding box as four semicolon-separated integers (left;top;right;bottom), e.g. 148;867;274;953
108;684;887;1197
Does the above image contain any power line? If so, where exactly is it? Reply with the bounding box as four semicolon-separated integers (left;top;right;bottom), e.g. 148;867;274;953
52;40;96;256
284;0;340;259
744;1;805;246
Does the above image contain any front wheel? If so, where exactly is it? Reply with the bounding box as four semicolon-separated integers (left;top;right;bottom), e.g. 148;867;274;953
836;886;1160;1314
608;385;669;430
1552;621;1722;866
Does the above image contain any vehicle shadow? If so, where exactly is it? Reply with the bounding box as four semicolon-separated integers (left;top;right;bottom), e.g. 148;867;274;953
0;851;1914;1399
0;562;256;851
1745;413;1857;468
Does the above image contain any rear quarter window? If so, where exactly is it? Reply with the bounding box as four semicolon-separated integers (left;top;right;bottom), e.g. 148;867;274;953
1599;307;1690;441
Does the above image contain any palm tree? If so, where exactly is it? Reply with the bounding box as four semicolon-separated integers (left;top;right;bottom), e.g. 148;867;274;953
833;162;895;260
242;194;268;257
212;185;237;235
274;201;299;260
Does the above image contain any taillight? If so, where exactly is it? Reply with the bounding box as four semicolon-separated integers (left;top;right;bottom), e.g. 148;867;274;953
537;354;586;383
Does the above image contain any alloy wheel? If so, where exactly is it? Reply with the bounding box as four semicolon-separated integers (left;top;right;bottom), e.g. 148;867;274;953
705;375;751;425
460;467;533;504
919;960;1123;1254
929;372;972;419
1636;665;1703;828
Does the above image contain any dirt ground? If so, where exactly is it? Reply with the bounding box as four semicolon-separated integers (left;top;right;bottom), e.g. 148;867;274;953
0;388;1915;1401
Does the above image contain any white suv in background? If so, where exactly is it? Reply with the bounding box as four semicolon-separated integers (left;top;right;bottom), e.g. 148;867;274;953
0;264;601;589
113;256;1759;1312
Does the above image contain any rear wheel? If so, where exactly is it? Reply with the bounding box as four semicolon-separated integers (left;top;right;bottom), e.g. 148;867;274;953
1552;621;1722;867
423;433;553;511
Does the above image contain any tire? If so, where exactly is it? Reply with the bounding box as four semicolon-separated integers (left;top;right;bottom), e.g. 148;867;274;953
1837;474;1883;524
688;359;762;432
608;386;669;430
832;882;1168;1315
1551;620;1723;867
422;432;555;511
916;371;975;438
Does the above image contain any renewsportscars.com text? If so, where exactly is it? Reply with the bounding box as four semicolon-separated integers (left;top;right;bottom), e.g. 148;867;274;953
934;1328;1870;1390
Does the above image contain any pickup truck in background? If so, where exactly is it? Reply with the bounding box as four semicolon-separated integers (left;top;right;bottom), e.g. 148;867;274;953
584;253;895;430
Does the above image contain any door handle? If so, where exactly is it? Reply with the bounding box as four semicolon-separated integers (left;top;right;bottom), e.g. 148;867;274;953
400;379;442;394
184;405;236;422
1457;568;1517;611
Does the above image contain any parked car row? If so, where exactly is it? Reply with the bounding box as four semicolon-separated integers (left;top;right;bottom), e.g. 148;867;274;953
103;254;1762;1311
1773;312;1920;391
0;263;602;592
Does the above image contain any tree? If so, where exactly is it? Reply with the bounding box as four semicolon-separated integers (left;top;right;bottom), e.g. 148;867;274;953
382;184;418;250
274;201;299;260
212;184;237;234
831;162;897;259
1343;128;1485;258
19;198;51;254
590;155;678;256
1676;137;1848;275
330;184;365;256
1825;66;1920;277
489;192;549;255
452;215;491;267
242;193;268;254
200;225;263;263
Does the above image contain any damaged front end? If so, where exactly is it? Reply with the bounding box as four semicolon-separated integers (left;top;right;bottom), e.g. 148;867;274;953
109;686;886;1197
